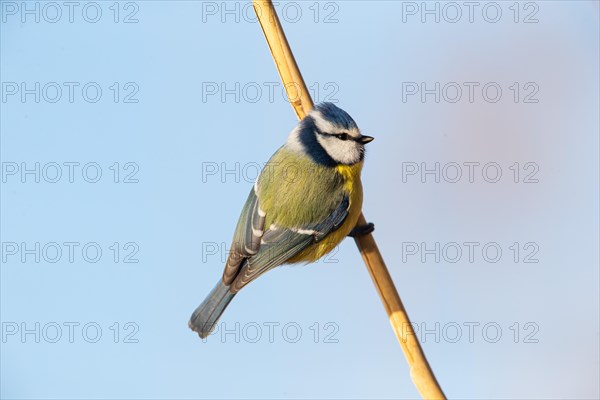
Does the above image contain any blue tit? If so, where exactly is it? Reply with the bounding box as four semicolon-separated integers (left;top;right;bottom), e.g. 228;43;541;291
189;102;374;339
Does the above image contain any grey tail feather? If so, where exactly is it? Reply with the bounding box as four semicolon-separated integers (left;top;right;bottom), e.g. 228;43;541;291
188;280;236;339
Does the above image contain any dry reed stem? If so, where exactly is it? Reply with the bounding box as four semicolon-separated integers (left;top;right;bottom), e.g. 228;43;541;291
252;1;446;398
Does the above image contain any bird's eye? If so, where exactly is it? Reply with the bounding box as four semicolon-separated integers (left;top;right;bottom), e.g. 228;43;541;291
336;133;349;141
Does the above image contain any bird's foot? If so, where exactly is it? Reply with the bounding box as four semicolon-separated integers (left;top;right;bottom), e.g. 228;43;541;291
348;222;375;238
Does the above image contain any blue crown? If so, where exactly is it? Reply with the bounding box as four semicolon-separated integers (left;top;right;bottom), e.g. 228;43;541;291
312;102;358;132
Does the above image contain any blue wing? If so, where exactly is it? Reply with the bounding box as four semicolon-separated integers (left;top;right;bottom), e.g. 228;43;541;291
222;186;350;293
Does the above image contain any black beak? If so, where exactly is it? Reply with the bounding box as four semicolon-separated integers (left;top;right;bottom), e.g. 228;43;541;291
358;135;374;145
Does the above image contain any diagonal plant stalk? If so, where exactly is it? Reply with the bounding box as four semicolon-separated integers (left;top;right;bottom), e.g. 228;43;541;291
251;1;446;398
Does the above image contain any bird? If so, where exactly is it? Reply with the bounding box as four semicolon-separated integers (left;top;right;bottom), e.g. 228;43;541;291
189;102;374;339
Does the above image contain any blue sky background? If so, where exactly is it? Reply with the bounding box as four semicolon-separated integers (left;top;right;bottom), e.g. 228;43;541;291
1;1;599;399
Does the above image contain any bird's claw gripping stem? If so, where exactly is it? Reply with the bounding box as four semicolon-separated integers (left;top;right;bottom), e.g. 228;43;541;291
348;222;375;238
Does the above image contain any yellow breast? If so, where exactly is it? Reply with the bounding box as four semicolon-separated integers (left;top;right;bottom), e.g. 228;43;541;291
288;161;364;263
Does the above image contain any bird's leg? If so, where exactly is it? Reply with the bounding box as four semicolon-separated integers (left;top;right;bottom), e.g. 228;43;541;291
348;222;375;237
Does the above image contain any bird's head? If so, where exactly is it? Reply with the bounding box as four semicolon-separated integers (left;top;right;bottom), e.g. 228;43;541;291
286;102;374;166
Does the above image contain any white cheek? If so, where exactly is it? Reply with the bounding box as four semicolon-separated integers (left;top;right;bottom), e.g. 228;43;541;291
316;135;361;164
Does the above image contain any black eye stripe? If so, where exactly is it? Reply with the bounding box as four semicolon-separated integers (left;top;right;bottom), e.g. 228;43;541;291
317;131;359;142
319;132;352;140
